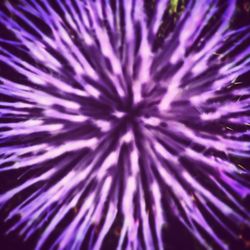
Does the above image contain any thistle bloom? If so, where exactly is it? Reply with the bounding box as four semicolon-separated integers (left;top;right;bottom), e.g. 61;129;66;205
0;0;249;249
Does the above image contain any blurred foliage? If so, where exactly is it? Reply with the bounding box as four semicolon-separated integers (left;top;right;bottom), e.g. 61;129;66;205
170;0;185;13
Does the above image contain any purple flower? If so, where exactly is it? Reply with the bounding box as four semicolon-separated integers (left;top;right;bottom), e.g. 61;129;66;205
0;0;249;249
